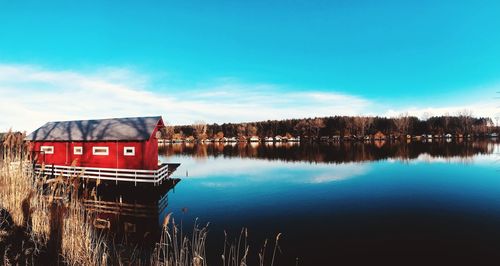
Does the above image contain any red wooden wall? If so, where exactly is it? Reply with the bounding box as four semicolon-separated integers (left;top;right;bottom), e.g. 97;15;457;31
30;119;163;170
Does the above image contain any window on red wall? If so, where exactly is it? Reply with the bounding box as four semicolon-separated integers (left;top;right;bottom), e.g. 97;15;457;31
124;147;135;156
92;147;109;156
74;146;83;155
40;146;54;154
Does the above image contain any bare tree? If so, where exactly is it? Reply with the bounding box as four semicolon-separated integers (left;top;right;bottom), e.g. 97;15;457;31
310;118;325;138
163;122;175;139
393;112;410;135
294;120;309;137
457;109;473;134
293;118;325;138
246;124;257;136
192;120;208;140
365;117;374;136
236;124;246;137
353;116;373;136
444;112;450;133
353;117;364;136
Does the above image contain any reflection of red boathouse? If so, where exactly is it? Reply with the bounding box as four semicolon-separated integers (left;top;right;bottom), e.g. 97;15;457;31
27;116;178;185
81;180;179;245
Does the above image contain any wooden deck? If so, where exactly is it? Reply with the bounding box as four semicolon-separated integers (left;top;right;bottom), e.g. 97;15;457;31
33;163;180;186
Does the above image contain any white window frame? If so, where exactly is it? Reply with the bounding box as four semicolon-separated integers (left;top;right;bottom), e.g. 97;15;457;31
40;146;54;154
92;146;109;156
124;147;135;156
74;146;83;155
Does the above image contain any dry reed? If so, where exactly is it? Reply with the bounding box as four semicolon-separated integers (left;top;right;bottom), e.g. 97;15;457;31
0;137;283;265
222;228;282;266
0;151;107;265
152;216;209;266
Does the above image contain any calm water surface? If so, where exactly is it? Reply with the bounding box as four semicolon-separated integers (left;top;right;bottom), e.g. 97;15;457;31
161;141;500;265
95;141;500;265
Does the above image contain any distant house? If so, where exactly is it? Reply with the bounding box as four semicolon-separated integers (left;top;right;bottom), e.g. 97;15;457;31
274;135;283;142
228;137;237;142
445;133;452;138
264;137;274;142
26;116;178;185
249;136;260;142
490;133;498;138
373;131;386;140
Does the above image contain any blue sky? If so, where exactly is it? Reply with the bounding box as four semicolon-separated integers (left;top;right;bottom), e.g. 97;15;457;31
0;1;499;130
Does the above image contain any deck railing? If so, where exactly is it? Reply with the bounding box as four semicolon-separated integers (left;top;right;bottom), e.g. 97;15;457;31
33;163;179;185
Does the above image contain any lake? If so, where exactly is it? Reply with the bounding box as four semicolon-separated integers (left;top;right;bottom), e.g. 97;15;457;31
97;140;500;265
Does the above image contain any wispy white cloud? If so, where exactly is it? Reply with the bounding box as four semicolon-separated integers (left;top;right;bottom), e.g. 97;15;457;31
384;104;499;120
0;63;497;132
0;63;371;131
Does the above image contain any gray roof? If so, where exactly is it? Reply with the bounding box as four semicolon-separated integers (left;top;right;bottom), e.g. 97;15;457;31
26;116;162;141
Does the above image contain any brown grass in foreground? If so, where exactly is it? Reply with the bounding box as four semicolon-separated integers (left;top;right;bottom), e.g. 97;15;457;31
0;156;282;265
0;157;108;265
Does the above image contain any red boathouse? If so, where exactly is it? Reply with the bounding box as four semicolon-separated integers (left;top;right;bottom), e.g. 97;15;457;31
26;116;178;185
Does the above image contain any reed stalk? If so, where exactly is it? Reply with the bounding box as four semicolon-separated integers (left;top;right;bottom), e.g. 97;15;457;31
0;139;283;265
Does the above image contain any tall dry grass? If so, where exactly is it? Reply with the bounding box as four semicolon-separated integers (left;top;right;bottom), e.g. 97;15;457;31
0;155;108;265
152;216;209;266
0;156;212;265
221;228;282;266
0;130;108;265
0;136;283;265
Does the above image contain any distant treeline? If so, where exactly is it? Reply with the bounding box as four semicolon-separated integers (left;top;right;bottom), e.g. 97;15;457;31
165;114;496;140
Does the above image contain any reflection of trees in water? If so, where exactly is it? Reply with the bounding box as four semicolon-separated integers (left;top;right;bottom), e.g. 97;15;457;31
159;140;497;164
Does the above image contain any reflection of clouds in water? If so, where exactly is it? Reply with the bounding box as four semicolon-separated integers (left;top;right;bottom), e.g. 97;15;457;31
309;165;370;183
171;156;371;186
411;153;498;165
199;181;239;188
178;157;274;177
412;154;474;164
165;144;500;188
